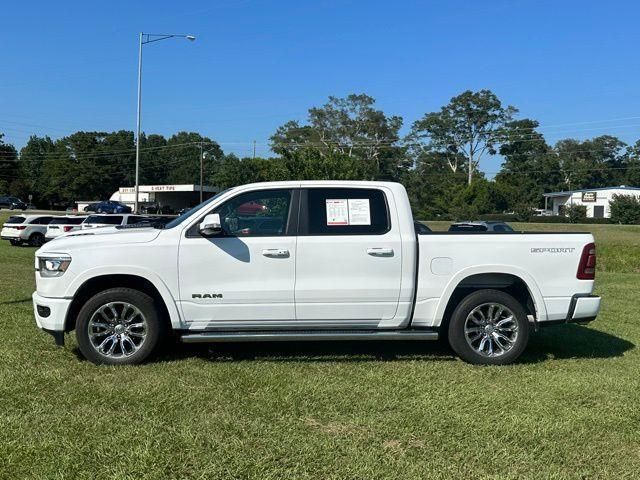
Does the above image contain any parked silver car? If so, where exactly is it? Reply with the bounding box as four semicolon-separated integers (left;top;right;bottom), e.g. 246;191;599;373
449;221;514;232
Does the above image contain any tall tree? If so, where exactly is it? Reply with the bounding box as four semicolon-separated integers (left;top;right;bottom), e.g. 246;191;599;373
623;140;640;186
408;89;517;184
159;132;223;185
38;131;136;206
554;135;627;190
17;135;55;204
0;133;19;194
495;119;561;208
271;94;405;180
139;133;168;185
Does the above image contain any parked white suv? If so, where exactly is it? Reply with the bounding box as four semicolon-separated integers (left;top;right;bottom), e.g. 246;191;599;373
81;214;148;229
32;181;601;366
2;215;53;246
45;216;87;242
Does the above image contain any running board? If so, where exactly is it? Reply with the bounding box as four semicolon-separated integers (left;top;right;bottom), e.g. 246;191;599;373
180;329;439;344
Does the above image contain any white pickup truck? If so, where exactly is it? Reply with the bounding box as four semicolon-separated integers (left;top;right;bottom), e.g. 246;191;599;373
32;181;601;365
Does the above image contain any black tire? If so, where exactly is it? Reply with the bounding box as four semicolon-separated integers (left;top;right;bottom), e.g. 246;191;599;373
448;289;529;365
28;233;45;247
96;207;103;213
9;239;21;246
75;288;166;365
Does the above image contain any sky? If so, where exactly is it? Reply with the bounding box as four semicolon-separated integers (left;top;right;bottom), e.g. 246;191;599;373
2;0;640;175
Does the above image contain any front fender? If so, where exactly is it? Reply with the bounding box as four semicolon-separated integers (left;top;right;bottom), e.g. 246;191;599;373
65;265;184;328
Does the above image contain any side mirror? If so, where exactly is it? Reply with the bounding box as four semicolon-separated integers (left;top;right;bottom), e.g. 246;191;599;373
199;213;222;237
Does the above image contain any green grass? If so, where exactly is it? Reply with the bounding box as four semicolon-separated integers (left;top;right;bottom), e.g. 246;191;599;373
1;213;639;479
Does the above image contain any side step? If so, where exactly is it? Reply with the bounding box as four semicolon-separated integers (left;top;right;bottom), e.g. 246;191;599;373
180;329;439;344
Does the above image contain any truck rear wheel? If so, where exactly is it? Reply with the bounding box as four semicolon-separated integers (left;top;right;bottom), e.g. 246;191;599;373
75;288;165;365
448;289;529;365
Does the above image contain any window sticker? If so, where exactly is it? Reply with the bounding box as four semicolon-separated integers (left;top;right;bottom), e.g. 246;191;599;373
348;198;371;225
326;199;349;225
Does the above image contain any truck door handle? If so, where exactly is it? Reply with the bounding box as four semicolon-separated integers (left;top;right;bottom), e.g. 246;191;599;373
367;248;394;257
262;249;290;258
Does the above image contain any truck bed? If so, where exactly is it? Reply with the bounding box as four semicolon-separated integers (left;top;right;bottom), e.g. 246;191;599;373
412;232;598;327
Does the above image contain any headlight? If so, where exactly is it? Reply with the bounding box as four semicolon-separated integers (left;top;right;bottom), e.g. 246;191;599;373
37;255;72;278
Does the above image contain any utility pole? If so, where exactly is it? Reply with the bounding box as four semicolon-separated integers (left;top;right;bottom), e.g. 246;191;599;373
253;140;256;159
199;142;204;204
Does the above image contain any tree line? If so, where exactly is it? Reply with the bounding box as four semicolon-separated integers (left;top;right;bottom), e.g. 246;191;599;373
1;89;640;218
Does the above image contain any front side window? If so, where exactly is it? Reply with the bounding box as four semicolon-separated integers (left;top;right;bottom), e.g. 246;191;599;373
305;188;390;235
214;189;292;237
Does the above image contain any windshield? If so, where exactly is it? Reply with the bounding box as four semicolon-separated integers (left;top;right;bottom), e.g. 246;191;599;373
162;188;233;230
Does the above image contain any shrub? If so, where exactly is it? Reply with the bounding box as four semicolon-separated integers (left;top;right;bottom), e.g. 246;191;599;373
478;213;519;222
610;194;640;224
530;216;611;224
565;204;587;223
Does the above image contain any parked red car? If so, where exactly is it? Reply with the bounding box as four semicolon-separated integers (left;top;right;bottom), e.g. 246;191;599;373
236;201;267;215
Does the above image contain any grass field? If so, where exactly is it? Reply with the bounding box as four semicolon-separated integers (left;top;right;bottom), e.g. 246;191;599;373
1;213;639;479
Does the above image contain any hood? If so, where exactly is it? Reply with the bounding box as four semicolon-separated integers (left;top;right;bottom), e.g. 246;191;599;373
36;226;162;254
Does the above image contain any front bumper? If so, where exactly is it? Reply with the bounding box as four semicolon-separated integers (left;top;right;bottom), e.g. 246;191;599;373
32;292;72;335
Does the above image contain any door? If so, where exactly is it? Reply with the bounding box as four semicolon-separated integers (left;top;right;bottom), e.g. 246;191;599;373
593;205;605;218
294;187;402;327
178;188;298;328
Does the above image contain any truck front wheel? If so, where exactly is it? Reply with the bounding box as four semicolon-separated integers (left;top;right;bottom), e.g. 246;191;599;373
75;288;166;365
448;289;529;365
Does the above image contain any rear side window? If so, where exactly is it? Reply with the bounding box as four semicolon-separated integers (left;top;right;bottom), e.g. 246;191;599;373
304;188;389;235
493;224;514;232
31;217;53;225
86;215;123;225
7;216;25;224
126;216;147;225
50;217;84;225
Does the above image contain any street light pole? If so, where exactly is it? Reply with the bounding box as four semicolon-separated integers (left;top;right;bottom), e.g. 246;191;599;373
134;32;196;214
134;33;143;215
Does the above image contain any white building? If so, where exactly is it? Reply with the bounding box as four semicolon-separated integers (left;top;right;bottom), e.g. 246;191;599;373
76;184;219;212
543;185;640;218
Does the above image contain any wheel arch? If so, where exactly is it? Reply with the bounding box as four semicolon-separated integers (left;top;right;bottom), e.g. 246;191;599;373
434;267;547;329
64;273;181;332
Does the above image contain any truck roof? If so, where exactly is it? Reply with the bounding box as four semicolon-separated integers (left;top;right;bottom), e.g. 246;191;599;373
236;180;403;189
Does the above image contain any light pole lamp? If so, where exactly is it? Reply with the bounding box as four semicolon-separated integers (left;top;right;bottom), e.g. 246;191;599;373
134;32;196;214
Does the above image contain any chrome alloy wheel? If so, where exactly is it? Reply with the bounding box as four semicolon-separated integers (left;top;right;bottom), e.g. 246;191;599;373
87;302;148;358
464;302;519;357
